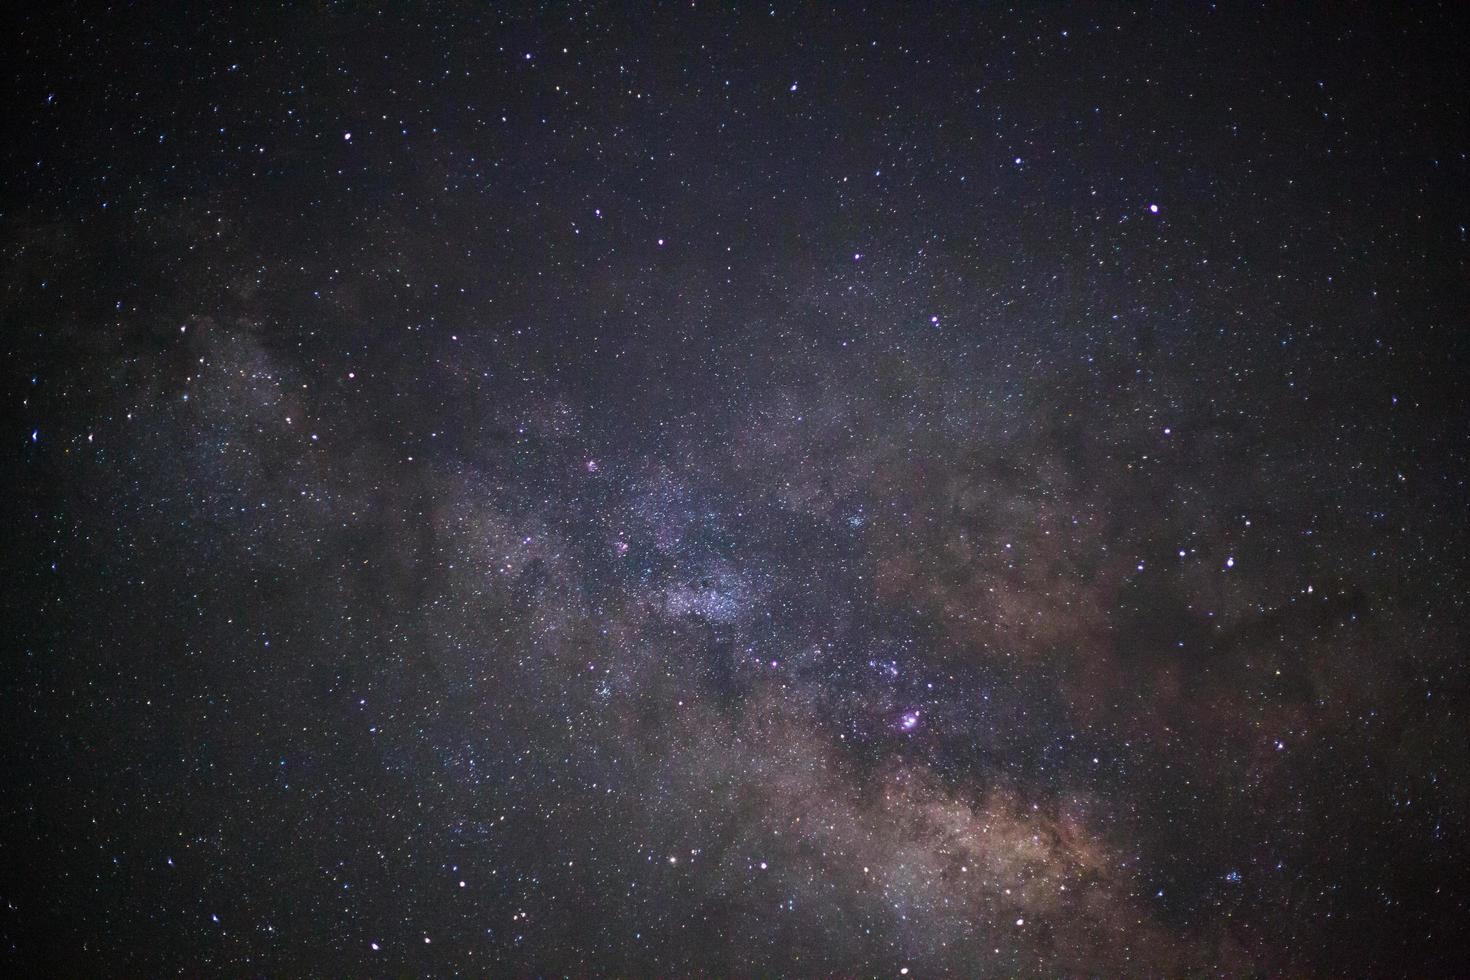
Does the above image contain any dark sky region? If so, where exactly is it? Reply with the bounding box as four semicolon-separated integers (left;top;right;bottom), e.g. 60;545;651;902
3;3;1469;976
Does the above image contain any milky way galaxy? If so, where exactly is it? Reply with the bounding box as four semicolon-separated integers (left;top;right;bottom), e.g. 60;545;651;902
4;4;1469;976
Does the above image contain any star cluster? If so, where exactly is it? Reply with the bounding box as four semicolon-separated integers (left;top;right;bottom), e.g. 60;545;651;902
5;4;1469;975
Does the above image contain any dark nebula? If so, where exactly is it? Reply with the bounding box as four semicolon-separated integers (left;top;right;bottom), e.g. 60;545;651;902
4;4;1469;975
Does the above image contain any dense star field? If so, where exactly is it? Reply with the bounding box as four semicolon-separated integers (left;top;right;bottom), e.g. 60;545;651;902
4;3;1469;975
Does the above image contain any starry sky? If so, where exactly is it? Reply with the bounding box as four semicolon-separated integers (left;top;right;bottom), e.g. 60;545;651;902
4;3;1469;975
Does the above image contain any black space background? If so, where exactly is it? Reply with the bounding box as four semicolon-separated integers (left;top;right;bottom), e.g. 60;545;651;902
3;3;1469;976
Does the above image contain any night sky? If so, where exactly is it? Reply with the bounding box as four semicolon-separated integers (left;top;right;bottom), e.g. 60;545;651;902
5;3;1470;976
